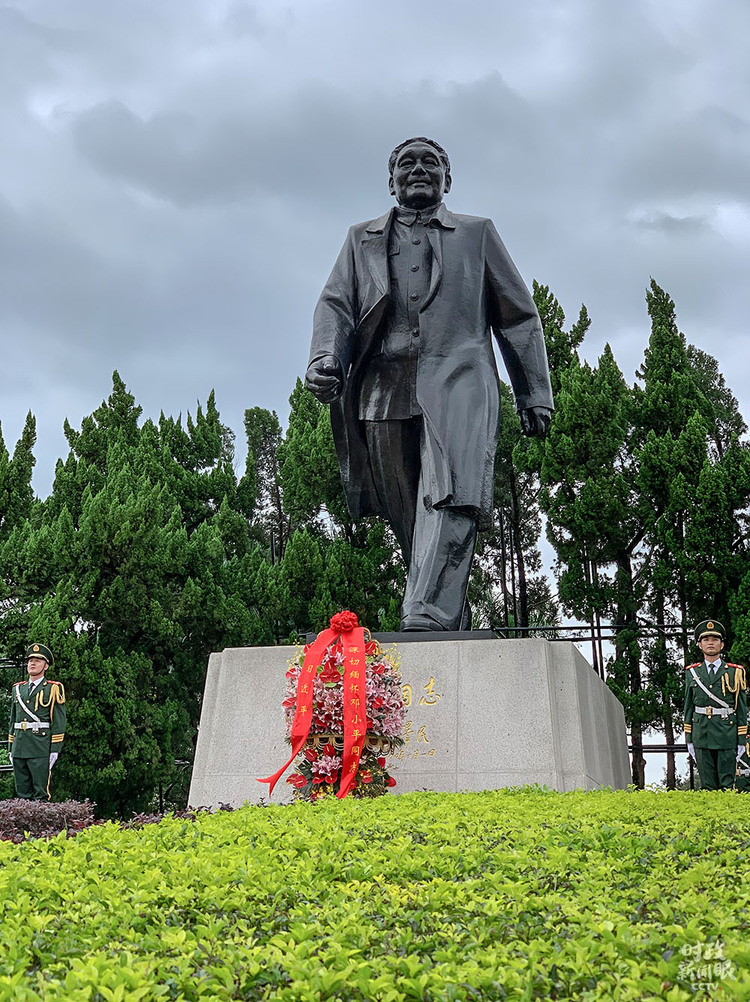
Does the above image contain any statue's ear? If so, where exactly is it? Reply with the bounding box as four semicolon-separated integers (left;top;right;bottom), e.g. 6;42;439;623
443;173;452;195
388;174;396;196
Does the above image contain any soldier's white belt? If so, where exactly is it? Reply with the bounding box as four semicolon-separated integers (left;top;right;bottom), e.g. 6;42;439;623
695;706;733;718
14;721;49;731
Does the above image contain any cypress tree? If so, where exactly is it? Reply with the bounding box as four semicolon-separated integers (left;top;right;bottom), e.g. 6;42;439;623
1;374;266;814
474;381;559;633
634;281;750;785
242;407;288;559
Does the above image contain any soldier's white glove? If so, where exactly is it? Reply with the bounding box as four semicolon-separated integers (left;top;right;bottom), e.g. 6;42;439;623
687;743;696;761
49;752;59;769
738;745;745;761
8;754;12;767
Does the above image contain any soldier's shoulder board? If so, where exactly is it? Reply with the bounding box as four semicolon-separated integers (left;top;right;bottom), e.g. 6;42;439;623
47;679;60;685
12;680;23;687
686;663;701;670
727;662;744;669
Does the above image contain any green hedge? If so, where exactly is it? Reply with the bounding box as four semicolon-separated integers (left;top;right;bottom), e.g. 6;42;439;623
1;789;749;1000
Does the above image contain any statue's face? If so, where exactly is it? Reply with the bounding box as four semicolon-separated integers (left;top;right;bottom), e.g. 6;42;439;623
389;141;450;209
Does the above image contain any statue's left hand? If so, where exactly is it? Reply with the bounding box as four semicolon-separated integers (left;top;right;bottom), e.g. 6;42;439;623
519;406;552;438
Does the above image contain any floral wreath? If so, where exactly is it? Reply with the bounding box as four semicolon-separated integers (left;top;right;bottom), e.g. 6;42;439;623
259;611;405;801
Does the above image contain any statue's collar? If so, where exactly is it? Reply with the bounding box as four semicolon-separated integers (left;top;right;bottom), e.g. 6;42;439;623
394;202;442;225
365;203;457;235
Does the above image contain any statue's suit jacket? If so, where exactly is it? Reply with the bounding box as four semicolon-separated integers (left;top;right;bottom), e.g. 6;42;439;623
310;204;553;530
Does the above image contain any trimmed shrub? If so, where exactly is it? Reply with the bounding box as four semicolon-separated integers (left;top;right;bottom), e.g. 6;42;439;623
0;798;97;842
1;789;749;1000
0;800;229;842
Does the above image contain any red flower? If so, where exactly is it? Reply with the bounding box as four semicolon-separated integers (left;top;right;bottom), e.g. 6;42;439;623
377;756;387;768
323;743;337;757
319;663;342;685
330;610;359;633
370;662;386;675
359;770;373;784
282;696;296;708
285;667;298;679
366;718;375;730
373;697;384;708
304;747;318;762
312;776;326;784
387;777;397;787
287;773;308;789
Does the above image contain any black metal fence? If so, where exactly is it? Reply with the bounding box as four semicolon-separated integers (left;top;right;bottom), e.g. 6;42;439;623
629;742;695;790
491;622;689;682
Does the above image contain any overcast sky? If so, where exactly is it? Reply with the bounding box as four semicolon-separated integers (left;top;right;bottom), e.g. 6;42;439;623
1;0;748;494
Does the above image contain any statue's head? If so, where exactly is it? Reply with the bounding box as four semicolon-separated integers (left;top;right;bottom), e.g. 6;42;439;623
388;137;452;209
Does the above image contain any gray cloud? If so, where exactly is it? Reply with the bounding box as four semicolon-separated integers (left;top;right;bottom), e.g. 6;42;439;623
631;212;711;235
0;0;748;497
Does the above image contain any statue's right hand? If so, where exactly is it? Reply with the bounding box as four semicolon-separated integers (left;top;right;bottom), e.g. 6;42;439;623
305;355;345;403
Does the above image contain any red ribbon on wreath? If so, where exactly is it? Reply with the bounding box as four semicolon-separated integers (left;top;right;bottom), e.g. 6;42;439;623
258;611;368;798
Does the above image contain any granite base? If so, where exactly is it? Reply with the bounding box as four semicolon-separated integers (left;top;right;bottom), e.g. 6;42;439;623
188;638;630;808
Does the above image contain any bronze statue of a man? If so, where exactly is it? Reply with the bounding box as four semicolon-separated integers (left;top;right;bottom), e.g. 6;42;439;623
306;138;553;631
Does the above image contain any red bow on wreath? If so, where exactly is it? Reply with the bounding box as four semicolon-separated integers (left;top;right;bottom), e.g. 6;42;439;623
258;611;367;799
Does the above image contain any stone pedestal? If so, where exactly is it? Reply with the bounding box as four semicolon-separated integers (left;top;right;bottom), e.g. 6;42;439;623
188;638;630;808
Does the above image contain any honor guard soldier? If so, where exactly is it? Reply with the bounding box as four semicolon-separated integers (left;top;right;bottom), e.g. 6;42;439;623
684;620;747;790
7;643;66;800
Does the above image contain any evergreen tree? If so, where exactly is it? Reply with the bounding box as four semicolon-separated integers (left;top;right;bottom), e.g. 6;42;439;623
634;282;750;785
242;407;288;559
474;382;559;633
532;281;589;397
1;374;265;815
0;413;36;538
279;379;350;534
528;280;750;786
0;413;38;655
535;343;655;783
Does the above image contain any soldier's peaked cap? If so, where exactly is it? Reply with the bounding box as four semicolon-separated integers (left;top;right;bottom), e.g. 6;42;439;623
25;642;53;665
694;619;726;643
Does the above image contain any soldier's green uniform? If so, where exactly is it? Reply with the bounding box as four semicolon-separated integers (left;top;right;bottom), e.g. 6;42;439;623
684;620;747;790
8;643;66;800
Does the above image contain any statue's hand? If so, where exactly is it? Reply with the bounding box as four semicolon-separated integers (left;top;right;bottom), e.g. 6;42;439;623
519;406;552;438
305;355;345;404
